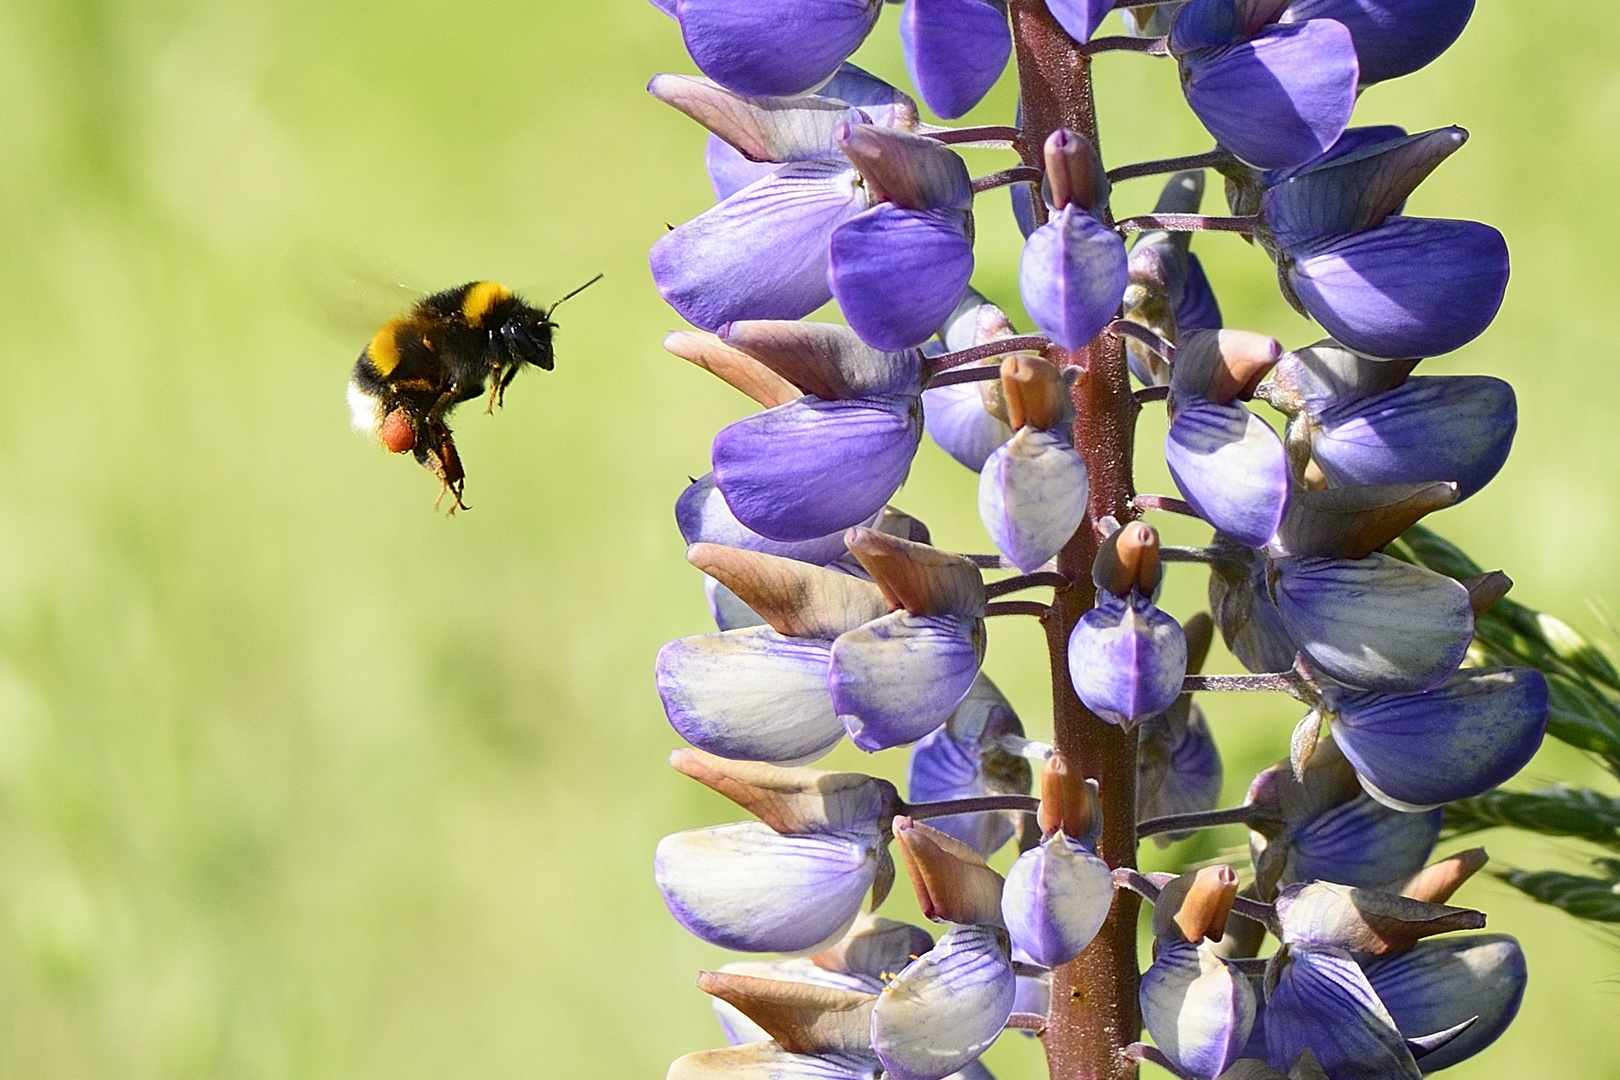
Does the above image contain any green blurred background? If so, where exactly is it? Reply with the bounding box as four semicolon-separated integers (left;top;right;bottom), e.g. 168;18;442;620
0;0;1616;1076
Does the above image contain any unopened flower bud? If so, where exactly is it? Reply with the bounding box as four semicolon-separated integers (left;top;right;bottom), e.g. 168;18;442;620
893;816;1006;926
1093;521;1162;597
1037;752;1100;840
998;354;1067;432
1043;128;1109;213
1153;865;1240;944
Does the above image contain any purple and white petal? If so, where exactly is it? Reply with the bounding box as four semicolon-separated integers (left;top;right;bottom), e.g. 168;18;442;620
678;473;855;565
831;612;986;751
713;394;924;542
655;822;880;953
923;378;1014;471
1179;20;1359;170
1068;591;1189;727
1284;216;1510;360
907;675;1028;856
651;73;866;164
1140;940;1257;1080
1002;832;1114;968
899;0;1012;120
978;427;1090;573
707;134;782;200
1265;945;1421;1080
653;161;867;331
1165;398;1289;548
1325;667;1549;810
678;0;883;97
871;925;1017;1080
1362;934;1526;1073
713;959;883;1045
829;205;975;350
1310;375;1516;501
823;64;922;130
1281;794;1441;889
656;627;844;764
1019;204;1130;350
1271;554;1472;693
706;575;768;631
669;1043;882;1080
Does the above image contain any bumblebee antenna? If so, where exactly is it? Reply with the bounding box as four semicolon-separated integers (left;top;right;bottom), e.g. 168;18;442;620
545;273;605;317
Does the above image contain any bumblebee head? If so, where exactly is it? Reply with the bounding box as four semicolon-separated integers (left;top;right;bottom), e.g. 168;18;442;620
498;308;557;372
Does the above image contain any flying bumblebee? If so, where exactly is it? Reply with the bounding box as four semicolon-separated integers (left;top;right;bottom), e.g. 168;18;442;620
346;275;602;510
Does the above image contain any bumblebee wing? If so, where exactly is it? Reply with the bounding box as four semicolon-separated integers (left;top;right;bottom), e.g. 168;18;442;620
281;241;424;342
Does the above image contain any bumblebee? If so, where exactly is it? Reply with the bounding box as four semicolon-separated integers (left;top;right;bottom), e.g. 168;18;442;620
346;275;600;510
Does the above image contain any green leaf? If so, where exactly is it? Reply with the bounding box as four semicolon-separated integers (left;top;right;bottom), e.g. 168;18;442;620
1545;675;1620;767
1444;786;1620;851
1496;867;1620;922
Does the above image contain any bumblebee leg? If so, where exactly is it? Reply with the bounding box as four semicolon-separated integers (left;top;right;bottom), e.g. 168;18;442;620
493;365;521;411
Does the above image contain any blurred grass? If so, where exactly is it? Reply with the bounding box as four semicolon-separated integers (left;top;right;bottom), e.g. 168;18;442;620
0;0;1616;1076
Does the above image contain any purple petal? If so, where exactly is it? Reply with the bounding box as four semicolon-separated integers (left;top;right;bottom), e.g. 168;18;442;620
1180;20;1359;170
670;1043;883;1079
1271;554;1472;692
1266;946;1421;1080
1208;544;1300;674
1165;399;1289;548
1311;376;1516;501
1264;127;1467;248
822;64;922;129
1281;0;1474;84
1047;0;1115;42
1137;704;1224;838
1325;667;1549;809
649;0;677;15
1067;591;1189;726
906;675;1027;856
656;627;844;764
978;428;1090;573
1362;934;1525;1072
1178;252;1223;331
1140;941;1257;1080
829;205;975;350
652;161;866;331
899;0;1012;119
678;472;854;564
922;378;1013;471
678;0;882;97
1281;794;1441;889
1019;204;1130;350
1169;0;1246;54
654;822;879;952
1002;833;1114;968
713;394;923;542
831;612;985;751
871;925;1016;1080
706;575;767;631
1284;216;1510;359
1011;180;1037;239
707;134;782;200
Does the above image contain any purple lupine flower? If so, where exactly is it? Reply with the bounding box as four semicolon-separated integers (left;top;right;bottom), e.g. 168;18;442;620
1002;756;1113;967
1139;867;1256;1079
1164;329;1289;547
1019;129;1129;350
977;355;1089;572
1168;0;1359;169
1321;667;1549;809
1245;736;1441;898
1262;126;1509;359
899;0;1012;119
1137;613;1224;842
1278;0;1475;86
907;674;1033;856
1068;522;1189;726
1270;341;1516;501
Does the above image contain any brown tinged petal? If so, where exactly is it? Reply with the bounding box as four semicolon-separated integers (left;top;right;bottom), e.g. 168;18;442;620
1462;571;1512;618
721;320;922;401
1273;482;1459;560
1000;354;1067;432
1092;520;1162;597
843;526;986;617
1274;880;1486;955
695;970;876;1056
664;330;802;408
1394;848;1489;905
1043;128;1110;213
893;816;1006;926
687;543;888;639
1037;752;1099;839
1171;330;1284;405
1153;865;1240;944
1185;611;1215;676
670;748;900;835
667;1042;838;1080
